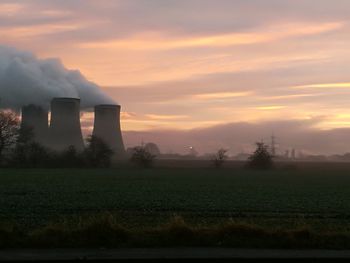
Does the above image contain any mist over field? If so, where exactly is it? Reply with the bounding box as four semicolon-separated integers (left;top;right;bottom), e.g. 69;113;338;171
123;118;350;155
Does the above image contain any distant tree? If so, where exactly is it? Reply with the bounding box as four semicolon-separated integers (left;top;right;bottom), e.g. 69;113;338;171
25;142;50;167
211;148;228;168
247;142;274;170
11;141;50;168
0;110;20;164
84;135;114;168
130;145;156;168
17;124;34;145
58;145;84;168
144;142;161;156
11;125;33;167
10;126;52;168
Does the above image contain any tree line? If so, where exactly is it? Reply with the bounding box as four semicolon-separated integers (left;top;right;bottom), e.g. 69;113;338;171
0;110;274;169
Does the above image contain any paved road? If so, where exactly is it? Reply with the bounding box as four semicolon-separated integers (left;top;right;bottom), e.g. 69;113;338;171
1;248;350;261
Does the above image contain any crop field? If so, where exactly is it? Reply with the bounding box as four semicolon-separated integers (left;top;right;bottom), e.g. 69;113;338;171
1;167;350;230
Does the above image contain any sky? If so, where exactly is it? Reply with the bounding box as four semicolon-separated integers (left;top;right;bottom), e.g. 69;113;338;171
1;0;350;154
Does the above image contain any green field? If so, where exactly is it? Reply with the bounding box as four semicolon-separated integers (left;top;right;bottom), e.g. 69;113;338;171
1;167;350;230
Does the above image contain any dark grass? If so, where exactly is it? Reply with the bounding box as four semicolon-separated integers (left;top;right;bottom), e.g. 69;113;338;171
1;167;350;227
1;214;350;249
0;166;350;248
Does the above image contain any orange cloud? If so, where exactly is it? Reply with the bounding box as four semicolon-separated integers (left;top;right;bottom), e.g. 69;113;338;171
79;22;343;50
121;119;225;131
193;91;253;100
258;94;317;101
121;111;137;119
255;106;287;110
293;82;350;89
0;23;84;38
145;114;189;120
0;3;23;16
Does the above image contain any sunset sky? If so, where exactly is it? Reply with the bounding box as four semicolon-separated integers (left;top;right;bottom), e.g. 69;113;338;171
2;0;350;154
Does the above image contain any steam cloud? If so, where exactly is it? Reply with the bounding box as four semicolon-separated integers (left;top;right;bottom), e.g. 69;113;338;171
0;45;116;109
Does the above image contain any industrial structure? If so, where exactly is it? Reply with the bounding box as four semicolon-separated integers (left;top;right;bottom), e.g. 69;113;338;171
21;104;49;145
49;98;85;151
19;98;125;156
93;104;125;157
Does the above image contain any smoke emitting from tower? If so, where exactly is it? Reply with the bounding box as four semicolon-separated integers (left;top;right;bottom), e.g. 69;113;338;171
49;98;84;151
93;104;125;157
0;45;116;110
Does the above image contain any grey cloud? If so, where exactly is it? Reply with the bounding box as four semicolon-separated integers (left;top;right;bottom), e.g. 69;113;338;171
2;0;350;43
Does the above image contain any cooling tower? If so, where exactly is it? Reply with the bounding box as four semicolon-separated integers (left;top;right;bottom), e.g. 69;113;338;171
21;104;49;145
93;104;125;157
49;98;84;151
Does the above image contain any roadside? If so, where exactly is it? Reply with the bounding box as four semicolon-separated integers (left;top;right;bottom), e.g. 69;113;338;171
1;248;350;261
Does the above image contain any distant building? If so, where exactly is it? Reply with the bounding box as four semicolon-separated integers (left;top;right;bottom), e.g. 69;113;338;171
291;148;296;159
284;150;290;159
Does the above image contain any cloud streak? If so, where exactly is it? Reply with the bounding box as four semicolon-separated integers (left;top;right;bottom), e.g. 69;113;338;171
193;91;253;100
79;22;343;50
294;82;350;89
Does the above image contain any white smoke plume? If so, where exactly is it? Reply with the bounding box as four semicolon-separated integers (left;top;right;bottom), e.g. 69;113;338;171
0;45;116;110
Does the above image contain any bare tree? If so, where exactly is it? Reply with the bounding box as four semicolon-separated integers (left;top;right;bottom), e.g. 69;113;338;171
211;148;228;168
0;110;20;164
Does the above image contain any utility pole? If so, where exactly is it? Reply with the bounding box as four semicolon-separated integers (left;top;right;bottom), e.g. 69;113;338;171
270;134;276;157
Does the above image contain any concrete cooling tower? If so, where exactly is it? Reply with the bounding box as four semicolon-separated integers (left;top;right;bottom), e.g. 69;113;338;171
49;98;84;151
21;105;49;145
93;104;125;157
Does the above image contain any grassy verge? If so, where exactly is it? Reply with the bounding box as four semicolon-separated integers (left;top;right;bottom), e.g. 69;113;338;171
1;214;350;249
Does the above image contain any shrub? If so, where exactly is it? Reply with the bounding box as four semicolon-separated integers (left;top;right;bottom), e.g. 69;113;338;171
11;142;51;168
58;146;84;168
84;135;114;168
247;142;274;170
130;146;156;168
9;123;54;168
211;148;228;168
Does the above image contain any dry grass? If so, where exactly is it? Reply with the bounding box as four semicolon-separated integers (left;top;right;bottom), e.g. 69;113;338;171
0;214;350;249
